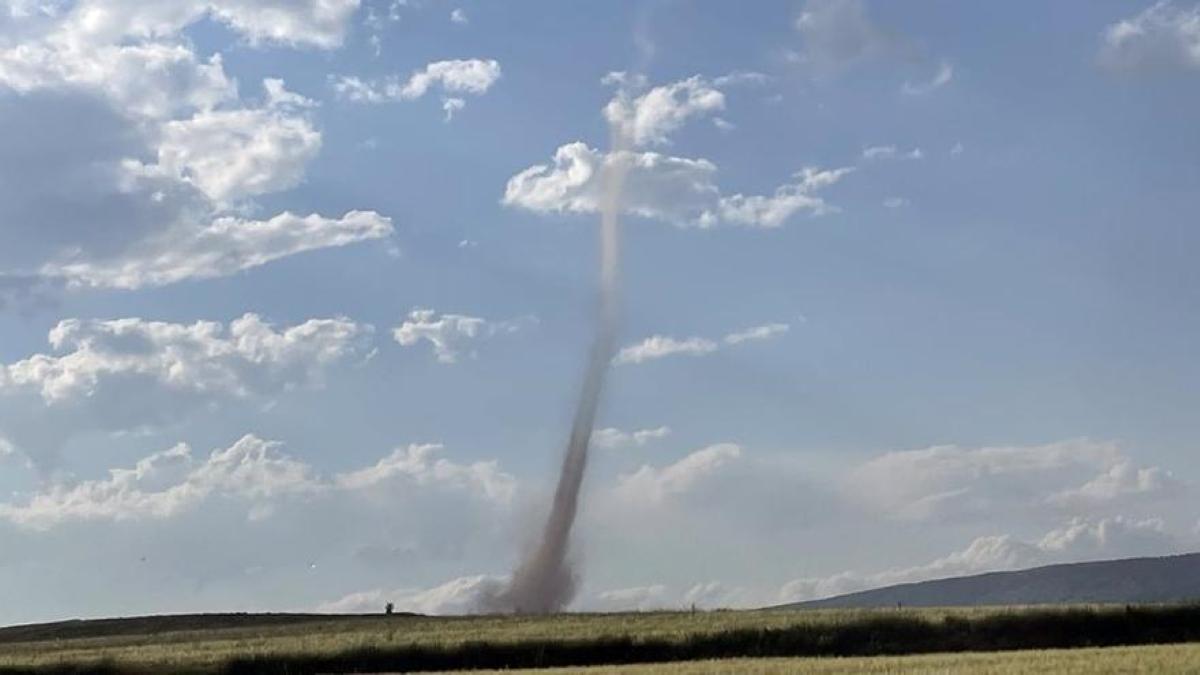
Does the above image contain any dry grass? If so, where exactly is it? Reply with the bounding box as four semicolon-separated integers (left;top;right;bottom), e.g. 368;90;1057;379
0;608;978;672
0;605;1197;674
461;642;1200;674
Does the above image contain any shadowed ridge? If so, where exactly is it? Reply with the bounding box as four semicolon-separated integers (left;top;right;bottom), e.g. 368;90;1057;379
0;613;417;645
776;552;1200;610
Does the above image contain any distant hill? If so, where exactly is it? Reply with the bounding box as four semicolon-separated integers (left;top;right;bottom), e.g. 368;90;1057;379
779;553;1200;609
0;612;413;645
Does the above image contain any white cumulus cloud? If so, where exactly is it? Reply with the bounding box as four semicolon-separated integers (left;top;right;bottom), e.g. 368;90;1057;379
1100;1;1200;72
844;439;1184;522
604;75;726;147
319;574;508;615
0;434;515;532
0;314;373;463
392;308;527;364
613;336;718;365
503;142;850;229
613;443;743;507
42;210;393;290
336;443;516;504
0;2;389;293
47;0;362;50
593;584;669;611
332;59;501;117
0;435;318;529
153;83;322;203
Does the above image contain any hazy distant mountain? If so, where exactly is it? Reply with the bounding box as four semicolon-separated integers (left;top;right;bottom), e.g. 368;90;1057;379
779;553;1200;609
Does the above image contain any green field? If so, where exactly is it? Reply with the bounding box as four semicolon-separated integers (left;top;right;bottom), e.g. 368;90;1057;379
1;606;1200;674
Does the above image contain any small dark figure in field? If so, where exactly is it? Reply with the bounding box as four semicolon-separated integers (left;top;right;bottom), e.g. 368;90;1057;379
385;602;394;615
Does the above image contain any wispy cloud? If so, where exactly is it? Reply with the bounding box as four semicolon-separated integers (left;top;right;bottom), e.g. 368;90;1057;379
902;61;954;95
615;323;790;365
332;59;501;118
592;426;672;449
862;145;923;161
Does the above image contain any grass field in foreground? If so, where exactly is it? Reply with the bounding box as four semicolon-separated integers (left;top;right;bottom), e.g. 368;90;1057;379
1;605;1200;674
0;607;994;674
473;642;1200;674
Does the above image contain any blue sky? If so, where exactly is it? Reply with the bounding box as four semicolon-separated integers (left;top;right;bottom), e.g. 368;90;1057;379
0;0;1199;621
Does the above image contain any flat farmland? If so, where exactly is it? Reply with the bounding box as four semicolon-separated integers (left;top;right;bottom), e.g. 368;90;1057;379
2;605;1199;674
